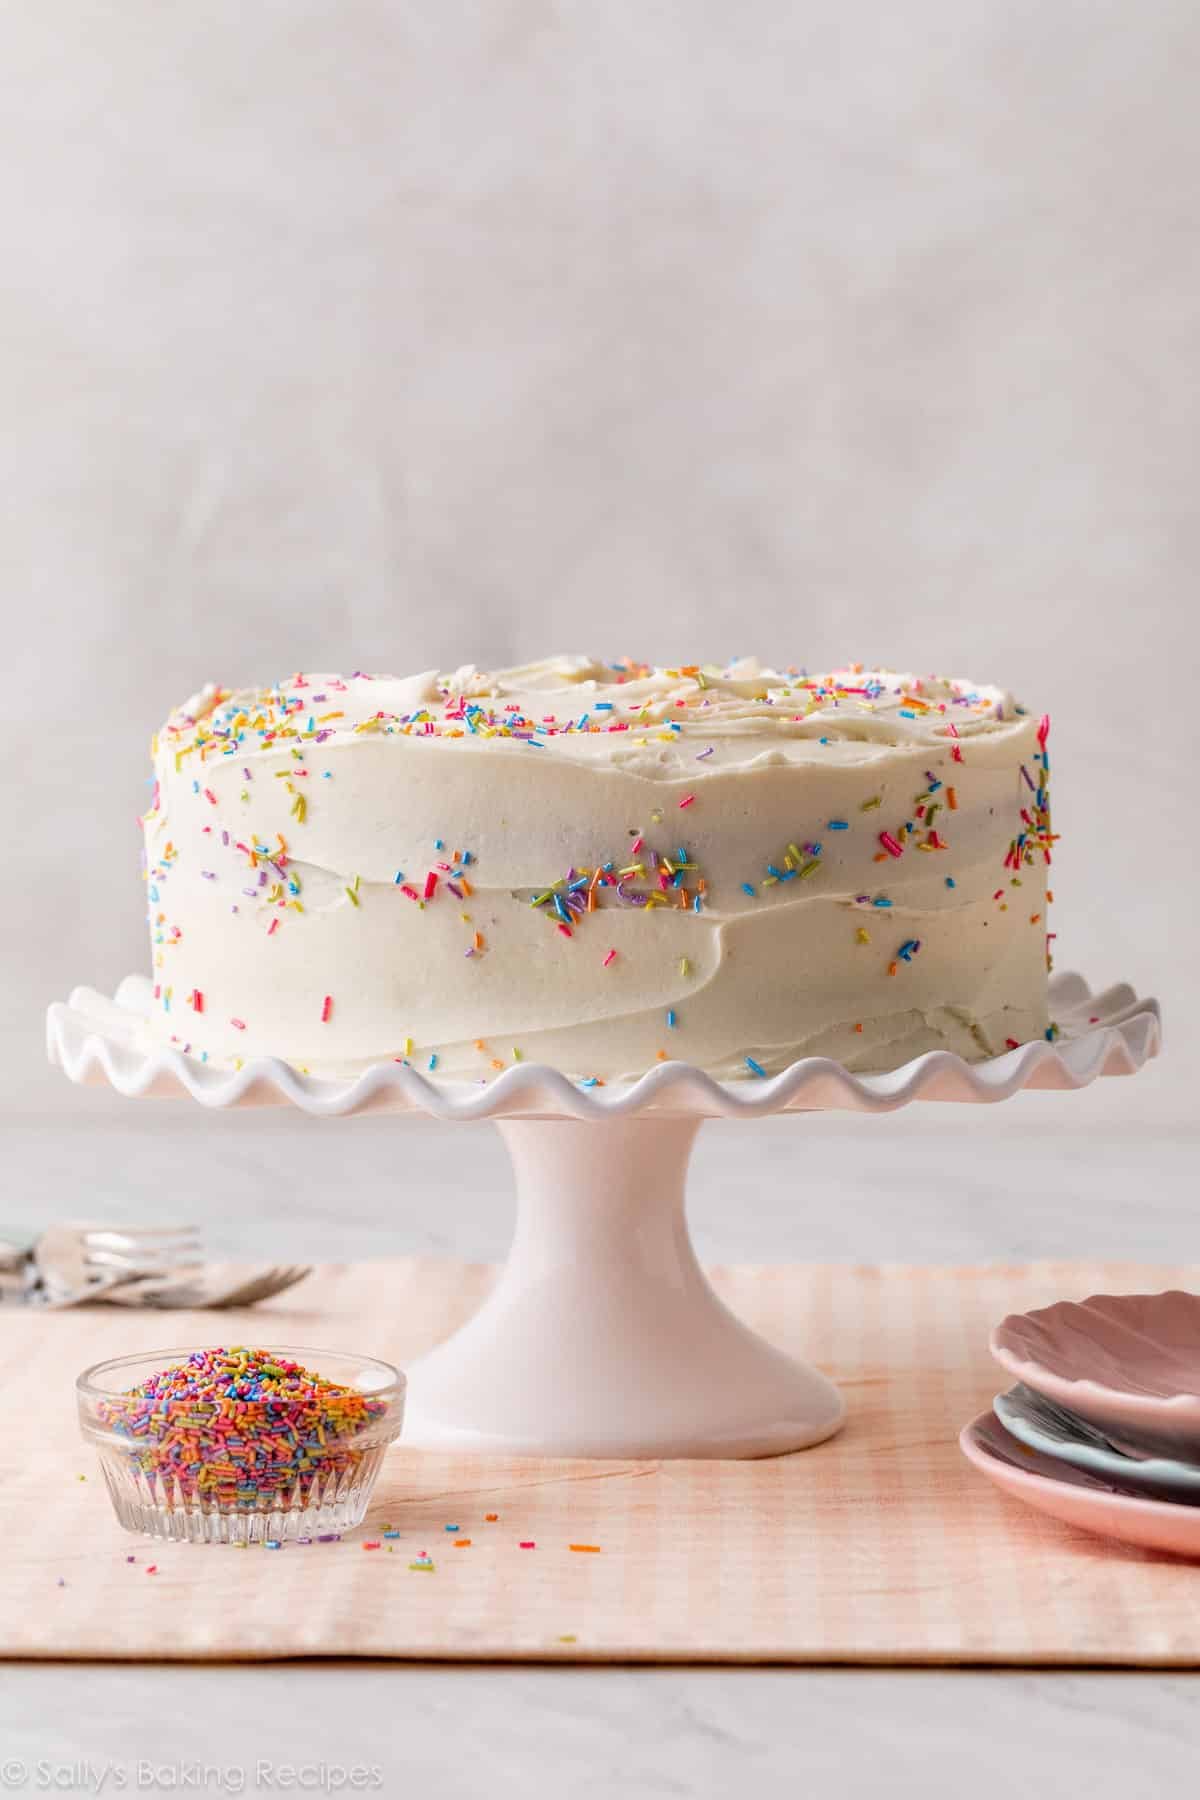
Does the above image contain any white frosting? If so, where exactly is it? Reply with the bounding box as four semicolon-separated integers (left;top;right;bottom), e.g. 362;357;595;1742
141;659;1054;1080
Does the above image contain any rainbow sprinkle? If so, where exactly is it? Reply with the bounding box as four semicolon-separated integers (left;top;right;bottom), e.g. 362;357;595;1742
97;1349;390;1512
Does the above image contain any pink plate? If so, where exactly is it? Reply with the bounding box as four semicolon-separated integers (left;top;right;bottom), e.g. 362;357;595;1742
990;1292;1200;1456
960;1411;1200;1559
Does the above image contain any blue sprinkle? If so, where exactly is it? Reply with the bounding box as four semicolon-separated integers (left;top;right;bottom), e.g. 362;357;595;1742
666;1009;677;1028
322;771;332;778
394;870;404;883
427;1054;438;1072
945;877;956;888
898;708;916;719
444;1524;459;1532
741;883;756;897
434;839;444;850
383;1530;400;1539
692;893;702;913
745;1056;767;1078
462;851;472;865
595;701;614;710
827;820;848;830
265;1540;283;1550
872;897;892;908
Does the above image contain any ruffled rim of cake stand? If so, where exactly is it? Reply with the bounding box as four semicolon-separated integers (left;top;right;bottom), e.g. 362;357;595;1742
46;971;1160;1120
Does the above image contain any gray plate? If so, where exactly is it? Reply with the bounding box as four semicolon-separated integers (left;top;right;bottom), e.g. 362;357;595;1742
994;1384;1200;1503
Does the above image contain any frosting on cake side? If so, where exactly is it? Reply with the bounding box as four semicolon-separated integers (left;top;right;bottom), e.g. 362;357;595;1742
141;657;1055;1080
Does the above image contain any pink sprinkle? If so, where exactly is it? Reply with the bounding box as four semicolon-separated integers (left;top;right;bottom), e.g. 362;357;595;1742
630;837;644;854
230;1018;246;1031
603;949;617;967
203;788;217;805
557;923;573;939
519;1541;536;1549
1037;714;1051;747
267;918;279;935
321;995;332;1023
400;884;421;902
879;831;904;858
678;794;695;809
424;871;438;900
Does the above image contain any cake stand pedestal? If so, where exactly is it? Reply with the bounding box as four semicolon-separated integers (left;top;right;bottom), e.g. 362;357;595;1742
47;972;1160;1459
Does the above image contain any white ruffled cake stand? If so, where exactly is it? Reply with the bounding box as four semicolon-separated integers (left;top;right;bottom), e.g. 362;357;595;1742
47;971;1159;1460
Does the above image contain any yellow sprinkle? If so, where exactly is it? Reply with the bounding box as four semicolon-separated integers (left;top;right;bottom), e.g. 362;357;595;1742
512;1047;523;1061
290;793;306;823
679;957;690;976
403;1037;413;1056
344;886;359;907
861;796;882;811
856;927;870;944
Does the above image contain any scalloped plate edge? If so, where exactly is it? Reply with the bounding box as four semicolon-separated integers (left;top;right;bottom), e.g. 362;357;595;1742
46;971;1160;1121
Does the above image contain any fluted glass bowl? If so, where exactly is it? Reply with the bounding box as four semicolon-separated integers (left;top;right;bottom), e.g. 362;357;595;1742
78;1345;405;1544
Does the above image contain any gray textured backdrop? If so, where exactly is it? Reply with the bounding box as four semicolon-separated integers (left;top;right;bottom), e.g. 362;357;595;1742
4;0;1192;1119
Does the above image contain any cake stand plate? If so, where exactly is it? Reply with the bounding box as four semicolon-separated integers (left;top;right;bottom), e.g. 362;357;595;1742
47;972;1160;1460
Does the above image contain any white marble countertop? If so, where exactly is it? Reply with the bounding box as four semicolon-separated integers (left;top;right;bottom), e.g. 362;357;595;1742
0;1092;1194;1794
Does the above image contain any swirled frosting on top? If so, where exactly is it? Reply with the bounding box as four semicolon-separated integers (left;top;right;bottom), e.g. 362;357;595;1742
161;657;1030;778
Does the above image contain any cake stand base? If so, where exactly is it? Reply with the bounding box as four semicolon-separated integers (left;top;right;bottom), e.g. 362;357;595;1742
402;1118;845;1459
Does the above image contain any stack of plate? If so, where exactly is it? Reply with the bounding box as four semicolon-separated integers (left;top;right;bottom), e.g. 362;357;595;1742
959;1291;1200;1556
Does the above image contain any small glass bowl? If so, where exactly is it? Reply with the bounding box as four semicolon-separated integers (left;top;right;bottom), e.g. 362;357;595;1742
78;1345;405;1545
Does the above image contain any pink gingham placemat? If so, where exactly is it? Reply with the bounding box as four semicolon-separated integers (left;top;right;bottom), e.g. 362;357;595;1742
2;1258;1199;1664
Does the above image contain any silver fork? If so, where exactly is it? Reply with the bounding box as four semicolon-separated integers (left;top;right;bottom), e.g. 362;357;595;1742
103;1263;312;1309
34;1223;203;1307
